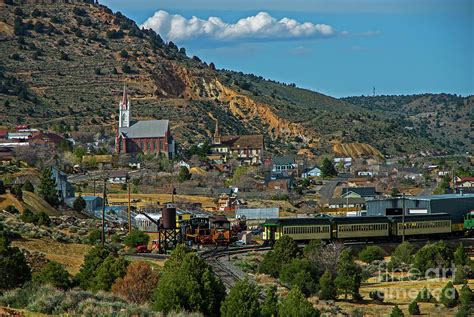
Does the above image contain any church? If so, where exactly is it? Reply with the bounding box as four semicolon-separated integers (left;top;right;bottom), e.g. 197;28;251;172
115;87;175;158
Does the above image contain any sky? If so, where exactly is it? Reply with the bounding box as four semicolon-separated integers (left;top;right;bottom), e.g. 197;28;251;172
101;0;473;98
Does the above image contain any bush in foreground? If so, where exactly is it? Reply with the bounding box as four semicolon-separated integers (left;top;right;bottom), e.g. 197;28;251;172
112;261;159;303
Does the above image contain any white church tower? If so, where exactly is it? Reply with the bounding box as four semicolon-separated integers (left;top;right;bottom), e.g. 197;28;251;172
119;86;130;128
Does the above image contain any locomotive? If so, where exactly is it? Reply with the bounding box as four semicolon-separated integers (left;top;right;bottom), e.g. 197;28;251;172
263;211;474;244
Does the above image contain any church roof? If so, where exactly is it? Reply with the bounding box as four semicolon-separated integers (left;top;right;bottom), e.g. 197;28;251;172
120;120;169;138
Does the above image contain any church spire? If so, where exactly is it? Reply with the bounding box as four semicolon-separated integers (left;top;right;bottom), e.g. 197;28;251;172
119;85;130;128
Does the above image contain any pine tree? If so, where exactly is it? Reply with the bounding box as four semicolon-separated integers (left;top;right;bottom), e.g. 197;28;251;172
22;180;34;192
221;279;261;317
319;270;337;300
0;231;32;290
416;287;433;302
454;243;470;266
260;286;279;317
408;301;420;315
440;281;459;308
279;288;320;317
73;195;86;212
335;250;362;300
453;265;467;285
321;158;337;177
390;306;404;317
38;167;59;207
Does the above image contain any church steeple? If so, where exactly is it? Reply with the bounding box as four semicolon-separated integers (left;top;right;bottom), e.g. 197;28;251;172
119;85;130;128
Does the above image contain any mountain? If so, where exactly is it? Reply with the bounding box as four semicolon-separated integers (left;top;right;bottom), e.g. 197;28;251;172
0;1;471;157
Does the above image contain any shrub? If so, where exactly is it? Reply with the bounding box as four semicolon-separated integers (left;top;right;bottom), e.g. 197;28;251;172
34;261;71;289
92;255;128;292
358;246;384;263
178;166;191;182
123;230;149;248
5;205;19;214
122;63;132;73
11;184;23;201
440;281;459;308
88;229;101;245
35;212;51;227
60;51;70;61
408;300;420;315
279;258;317;297
260;286;278;317
26;284;65;314
119;49;129;58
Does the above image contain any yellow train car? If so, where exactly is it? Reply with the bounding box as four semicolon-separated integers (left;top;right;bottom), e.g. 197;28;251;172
332;216;391;239
391;214;452;236
263;218;332;241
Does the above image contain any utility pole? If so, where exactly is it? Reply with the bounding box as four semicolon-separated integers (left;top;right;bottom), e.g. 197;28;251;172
101;178;106;247
402;192;406;243
127;174;131;233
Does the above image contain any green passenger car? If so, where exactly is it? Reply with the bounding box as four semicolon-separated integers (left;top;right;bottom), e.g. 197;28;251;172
464;211;474;233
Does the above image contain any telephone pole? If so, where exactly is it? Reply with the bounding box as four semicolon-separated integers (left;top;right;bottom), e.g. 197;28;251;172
101;178;106;247
127;174;131;233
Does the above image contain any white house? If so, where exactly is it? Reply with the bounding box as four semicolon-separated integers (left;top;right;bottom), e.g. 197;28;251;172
302;166;322;178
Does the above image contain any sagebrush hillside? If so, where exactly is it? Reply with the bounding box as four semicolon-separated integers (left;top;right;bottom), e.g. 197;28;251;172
0;1;471;156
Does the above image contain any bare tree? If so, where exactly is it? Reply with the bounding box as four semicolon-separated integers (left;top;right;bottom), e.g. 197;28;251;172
306;241;346;275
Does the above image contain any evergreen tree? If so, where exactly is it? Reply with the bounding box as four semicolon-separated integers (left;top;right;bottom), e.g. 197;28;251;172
260;286;279;317
33;261;71;289
11;184;23;201
92;255;128;292
321;158;337;177
454;243;470;266
413;241;453;273
453;265;467;285
456;284;473;317
335;250;362;300
390;306;404;317
123;230;150;248
389;241;414;269
0;231;31;290
259;235;299;277
221;279;261;317
416;287;433;302
178;166;191;182
440;281;459;308
279;258;317;297
278;288;320;317
319;270;337;300
38;168;59;207
152;251;225;316
73;195;86;212
22;180;34;192
408;301;420;315
75;246;110;290
358;246;384;263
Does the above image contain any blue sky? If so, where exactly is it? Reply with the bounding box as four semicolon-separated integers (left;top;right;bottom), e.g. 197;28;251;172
102;0;473;97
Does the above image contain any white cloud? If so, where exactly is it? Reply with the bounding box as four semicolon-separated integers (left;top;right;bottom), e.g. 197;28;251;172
141;10;336;42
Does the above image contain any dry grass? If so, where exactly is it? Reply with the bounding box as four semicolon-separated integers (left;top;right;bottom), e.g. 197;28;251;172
0;192;59;216
334;278;474;316
82;192;216;210
12;238;91;275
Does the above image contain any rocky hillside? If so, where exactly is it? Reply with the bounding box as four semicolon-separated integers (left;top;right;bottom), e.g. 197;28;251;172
0;0;470;156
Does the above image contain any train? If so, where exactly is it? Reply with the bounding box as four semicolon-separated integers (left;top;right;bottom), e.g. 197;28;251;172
263;211;474;244
184;215;245;245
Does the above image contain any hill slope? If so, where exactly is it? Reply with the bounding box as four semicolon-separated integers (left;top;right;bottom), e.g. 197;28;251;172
0;1;471;157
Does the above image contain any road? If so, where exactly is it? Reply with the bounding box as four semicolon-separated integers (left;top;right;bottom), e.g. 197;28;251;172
319;173;350;204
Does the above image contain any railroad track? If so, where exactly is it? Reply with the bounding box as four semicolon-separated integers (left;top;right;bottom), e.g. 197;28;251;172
200;245;271;290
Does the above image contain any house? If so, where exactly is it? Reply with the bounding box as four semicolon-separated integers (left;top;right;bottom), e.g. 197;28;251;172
357;171;378;177
341;186;378;199
457;177;474;188
115;87;175;158
266;174;295;191
334;157;352;168
209;120;264;165
65;195;103;214
328;197;366;210
272;155;297;176
51;166;75;202
29;132;67;149
108;170;128;184
301;166;321;178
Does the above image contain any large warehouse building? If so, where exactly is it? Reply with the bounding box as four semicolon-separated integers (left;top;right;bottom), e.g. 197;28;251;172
366;193;474;223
